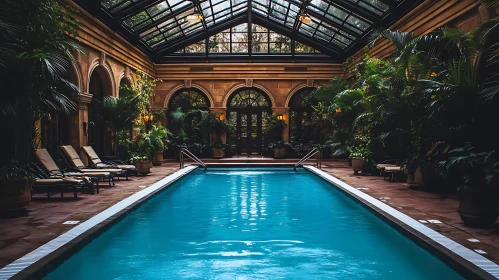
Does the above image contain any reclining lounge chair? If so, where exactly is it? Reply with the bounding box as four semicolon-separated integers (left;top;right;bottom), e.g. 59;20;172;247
35;148;113;191
59;145;125;182
81;146;136;179
31;164;95;199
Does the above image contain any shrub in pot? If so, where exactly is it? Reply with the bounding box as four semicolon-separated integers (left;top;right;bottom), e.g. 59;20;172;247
269;141;291;159
208;114;234;158
263;114;287;158
441;145;499;227
350;146;370;174
0;164;35;211
403;155;426;186
211;141;227;158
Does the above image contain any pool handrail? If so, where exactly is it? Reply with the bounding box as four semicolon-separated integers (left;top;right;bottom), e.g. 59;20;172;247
180;148;207;170
294;148;321;171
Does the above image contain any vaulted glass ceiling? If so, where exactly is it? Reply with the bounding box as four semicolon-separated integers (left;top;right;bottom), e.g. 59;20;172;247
75;0;422;62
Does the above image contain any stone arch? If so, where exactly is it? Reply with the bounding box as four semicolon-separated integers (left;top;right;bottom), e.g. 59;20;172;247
87;58;116;97
163;83;214;109
223;82;276;108
69;62;83;94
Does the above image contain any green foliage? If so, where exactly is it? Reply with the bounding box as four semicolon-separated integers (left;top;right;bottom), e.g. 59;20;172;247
269;141;291;149
313;77;348;102
130;125;168;161
0;0;81;180
441;144;498;189
263;114;287;142
131;70;161;131
208;114;235;142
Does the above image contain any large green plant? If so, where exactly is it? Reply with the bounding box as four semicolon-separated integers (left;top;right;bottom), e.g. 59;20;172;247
0;0;81;180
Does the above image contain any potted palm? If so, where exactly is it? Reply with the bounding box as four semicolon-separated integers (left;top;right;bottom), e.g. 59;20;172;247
0;0;81;211
148;125;169;166
131;131;155;175
441;145;499;227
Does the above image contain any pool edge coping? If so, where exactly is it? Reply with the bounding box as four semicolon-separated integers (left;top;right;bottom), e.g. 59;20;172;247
0;166;197;280
305;165;499;280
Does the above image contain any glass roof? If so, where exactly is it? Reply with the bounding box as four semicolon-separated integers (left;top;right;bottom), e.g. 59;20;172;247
77;0;422;61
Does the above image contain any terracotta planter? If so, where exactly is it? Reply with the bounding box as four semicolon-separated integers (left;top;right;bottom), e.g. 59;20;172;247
348;157;352;166
407;167;425;186
0;179;32;211
458;186;499;227
274;147;286;159
212;148;225;158
351;157;364;174
153;150;163;166
135;159;152;175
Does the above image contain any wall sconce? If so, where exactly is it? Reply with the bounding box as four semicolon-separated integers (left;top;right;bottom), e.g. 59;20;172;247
277;114;284;121
83;122;88;136
216;112;225;120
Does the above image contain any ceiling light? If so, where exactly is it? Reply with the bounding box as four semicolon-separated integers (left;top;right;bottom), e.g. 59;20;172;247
187;8;203;22
299;13;312;23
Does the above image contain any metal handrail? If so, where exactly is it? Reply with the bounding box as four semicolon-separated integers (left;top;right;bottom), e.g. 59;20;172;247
180;148;207;170
294;147;321;171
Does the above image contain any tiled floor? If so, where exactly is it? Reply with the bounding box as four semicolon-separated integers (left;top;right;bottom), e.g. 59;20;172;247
0;161;498;271
320;162;499;265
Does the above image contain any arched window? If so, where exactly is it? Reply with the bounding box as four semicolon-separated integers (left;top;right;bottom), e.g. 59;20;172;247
289;87;317;143
168;88;210;110
228;89;271;108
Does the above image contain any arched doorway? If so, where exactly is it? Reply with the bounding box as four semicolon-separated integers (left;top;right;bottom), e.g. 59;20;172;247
88;66;113;156
227;88;271;155
289;87;317;144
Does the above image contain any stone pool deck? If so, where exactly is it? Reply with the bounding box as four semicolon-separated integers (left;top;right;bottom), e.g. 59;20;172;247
0;160;498;272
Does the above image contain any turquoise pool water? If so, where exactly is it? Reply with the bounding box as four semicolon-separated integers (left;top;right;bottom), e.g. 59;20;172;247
45;168;463;279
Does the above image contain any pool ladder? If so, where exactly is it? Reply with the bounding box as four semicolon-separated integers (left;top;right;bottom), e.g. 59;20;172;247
294;148;322;171
180;148;207;170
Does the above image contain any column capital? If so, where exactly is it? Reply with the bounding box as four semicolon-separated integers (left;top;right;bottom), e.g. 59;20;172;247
73;93;93;104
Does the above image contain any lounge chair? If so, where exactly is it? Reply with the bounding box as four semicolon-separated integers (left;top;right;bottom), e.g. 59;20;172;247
58;145;125;182
34;178;92;199
383;166;405;182
35;148;113;190
31;164;94;199
375;159;399;176
81;146;136;179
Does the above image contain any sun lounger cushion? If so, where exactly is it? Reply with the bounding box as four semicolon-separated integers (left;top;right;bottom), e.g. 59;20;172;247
81;146;102;164
376;163;398;169
35;149;61;176
96;163;136;170
60;145;86;168
36;178;64;184
384;166;403;172
82;146;135;171
80;168;122;173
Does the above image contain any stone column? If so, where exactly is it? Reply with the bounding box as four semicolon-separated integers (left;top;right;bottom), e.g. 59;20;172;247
272;107;290;141
70;93;92;165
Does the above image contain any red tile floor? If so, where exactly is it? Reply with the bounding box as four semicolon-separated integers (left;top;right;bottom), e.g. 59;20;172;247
0;161;498;271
